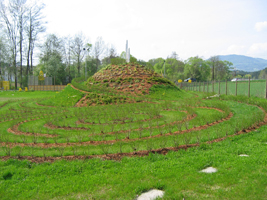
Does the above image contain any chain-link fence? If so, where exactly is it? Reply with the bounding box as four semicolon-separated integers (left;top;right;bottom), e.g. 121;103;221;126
177;79;267;99
28;75;53;86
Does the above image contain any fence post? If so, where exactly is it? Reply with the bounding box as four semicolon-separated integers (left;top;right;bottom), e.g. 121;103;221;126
235;79;237;96
212;81;214;93
226;80;227;95
34;76;35;91
198;82;200;92
207;81;209;93
248;77;250;97
54;76;55;91
218;80;220;94
265;78;267;99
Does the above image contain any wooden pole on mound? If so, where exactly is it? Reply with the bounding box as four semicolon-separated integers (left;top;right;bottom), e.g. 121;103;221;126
265;78;267;99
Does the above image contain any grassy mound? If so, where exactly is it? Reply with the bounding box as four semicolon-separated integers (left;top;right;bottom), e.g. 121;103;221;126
86;63;177;95
39;85;84;107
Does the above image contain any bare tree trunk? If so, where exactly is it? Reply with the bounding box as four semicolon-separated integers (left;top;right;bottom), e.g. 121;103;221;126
19;15;23;87
30;42;34;74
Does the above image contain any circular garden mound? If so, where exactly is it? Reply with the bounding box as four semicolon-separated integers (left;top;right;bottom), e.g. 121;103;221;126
87;63;176;95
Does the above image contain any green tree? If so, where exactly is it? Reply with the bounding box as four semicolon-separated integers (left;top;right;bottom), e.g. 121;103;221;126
110;57;125;65
244;74;251;79
151;57;185;81
38;34;67;83
259;69;267;79
207;56;232;81
184;56;210;81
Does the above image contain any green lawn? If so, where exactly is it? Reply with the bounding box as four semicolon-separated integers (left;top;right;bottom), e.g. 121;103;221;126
0;90;56;101
0;129;267;199
0;84;267;199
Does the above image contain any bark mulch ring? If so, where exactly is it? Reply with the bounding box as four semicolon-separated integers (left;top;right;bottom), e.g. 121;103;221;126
3;107;232;149
1;106;266;163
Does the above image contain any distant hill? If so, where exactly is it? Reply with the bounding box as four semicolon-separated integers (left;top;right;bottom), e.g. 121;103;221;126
218;54;267;72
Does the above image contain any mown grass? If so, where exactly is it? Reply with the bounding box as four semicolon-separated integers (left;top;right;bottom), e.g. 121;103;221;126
0;128;267;200
0;90;56;101
39;85;84;107
1;83;267;199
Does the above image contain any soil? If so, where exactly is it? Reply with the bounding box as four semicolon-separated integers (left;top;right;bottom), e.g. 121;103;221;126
89;64;172;96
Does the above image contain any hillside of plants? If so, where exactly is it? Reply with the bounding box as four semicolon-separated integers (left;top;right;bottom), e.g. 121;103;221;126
1;64;267;199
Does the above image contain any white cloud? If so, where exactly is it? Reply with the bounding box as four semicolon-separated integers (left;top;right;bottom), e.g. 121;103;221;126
248;43;267;55
255;21;267;32
221;45;247;55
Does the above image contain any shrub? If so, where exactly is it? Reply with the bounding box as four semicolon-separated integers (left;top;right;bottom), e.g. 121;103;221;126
111;57;126;65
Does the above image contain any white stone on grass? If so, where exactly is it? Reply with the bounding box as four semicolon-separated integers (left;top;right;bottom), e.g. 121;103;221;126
137;189;164;200
200;167;217;173
239;154;249;157
207;94;220;99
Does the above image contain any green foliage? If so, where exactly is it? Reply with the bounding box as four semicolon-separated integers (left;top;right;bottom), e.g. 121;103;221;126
149;76;176;87
151;58;185;82
85;92;128;105
184;56;210;81
130;55;137;63
111;57;126;65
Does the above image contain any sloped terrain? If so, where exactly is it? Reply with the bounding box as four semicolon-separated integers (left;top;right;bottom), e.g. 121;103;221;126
87;63;176;95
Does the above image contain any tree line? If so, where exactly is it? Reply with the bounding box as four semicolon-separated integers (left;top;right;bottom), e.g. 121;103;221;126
148;52;233;82
0;0;46;88
0;0;122;87
0;1;235;89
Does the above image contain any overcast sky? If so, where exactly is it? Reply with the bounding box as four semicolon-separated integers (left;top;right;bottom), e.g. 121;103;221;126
42;0;267;61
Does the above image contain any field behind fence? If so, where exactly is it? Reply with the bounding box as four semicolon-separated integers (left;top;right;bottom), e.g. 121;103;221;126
178;79;267;98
